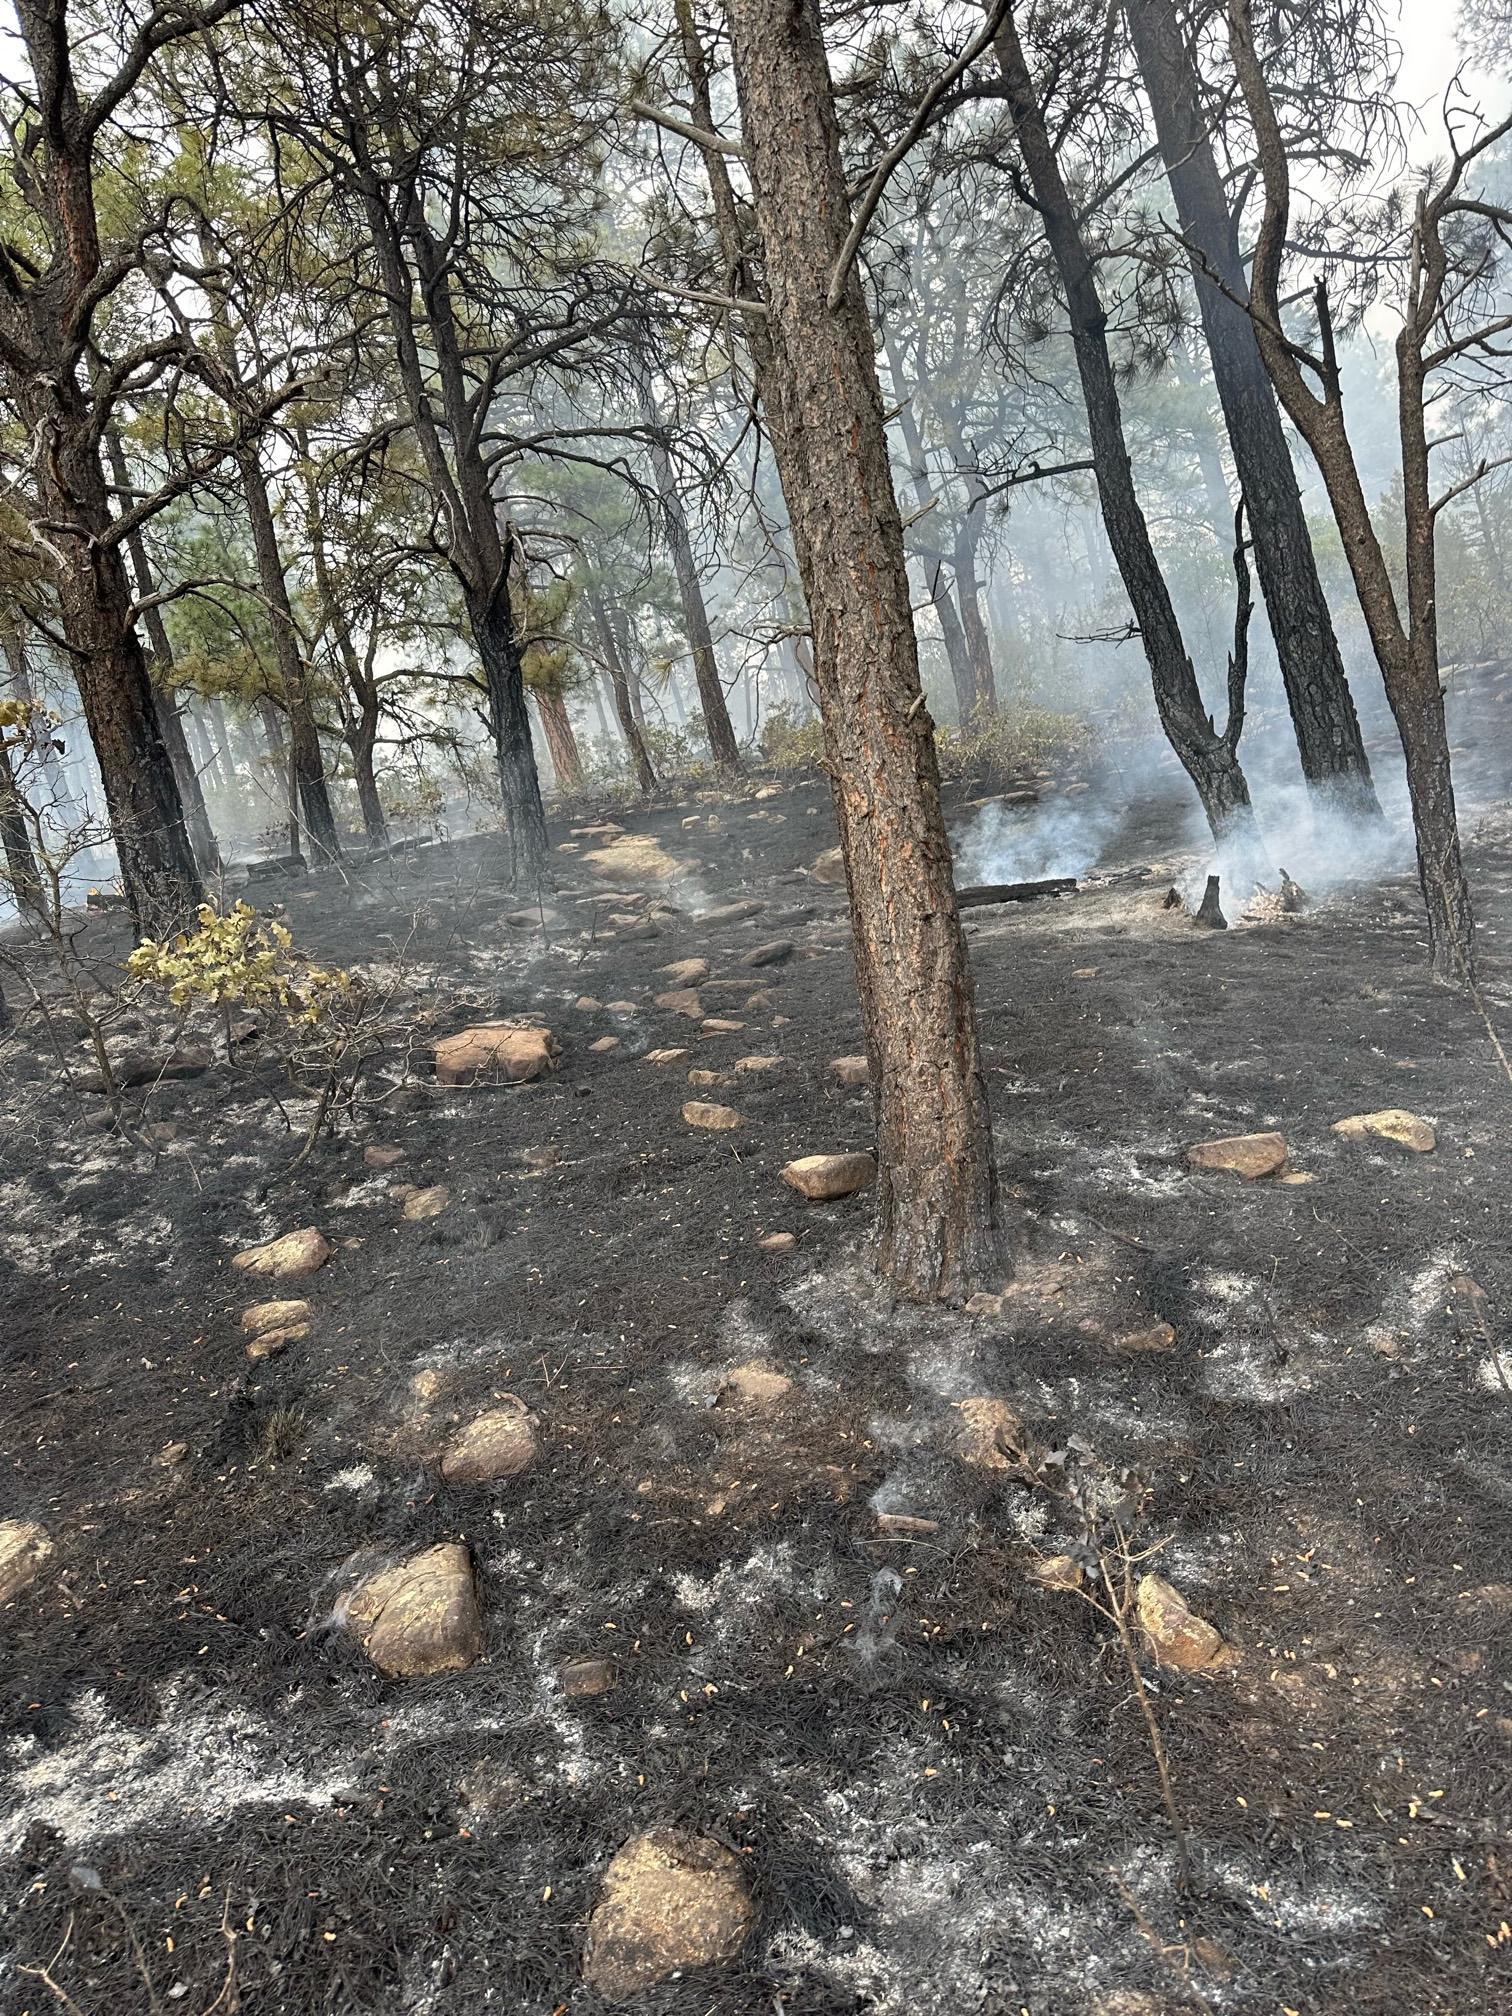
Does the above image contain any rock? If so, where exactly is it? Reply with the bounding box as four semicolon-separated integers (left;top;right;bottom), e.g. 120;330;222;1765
607;999;638;1014
718;1362;793;1406
964;1291;1004;1317
582;1829;754;1998
589;1035;621;1054
504;904;562;930
811;846;846;885
744;990;778;1013
1278;1169;1318;1186
1028;1554;1086;1592
740;940;793;969
82;1045;211;1093
688;1068;731;1089
520;1144;561;1170
654;988;704;1019
345;1541;485;1678
439;1398;539;1483
829;1055;870;1087
0;1519;53;1603
364;1144;407;1170
154;1440;189;1468
954;1396;1027;1470
560;1654;620;1699
575;994;604;1011
659;958;710;987
753;783;783;800
682;814;703;831
1110;1320;1177;1356
246;1325;306;1360
403;1184;450;1220
781;1151;875;1201
1136;1574;1238;1673
701;1017;745;1035
683;1101;743;1131
759;1231;797;1253
1184;1131;1287;1180
696;898;765;925
1332;1108;1436;1154
734;1054;781;1074
241;1298;312;1335
232;1229;331;1280
644;1047;689;1065
435;1022;559;1087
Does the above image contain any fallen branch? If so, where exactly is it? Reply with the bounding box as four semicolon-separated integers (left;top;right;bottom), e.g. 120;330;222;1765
956;876;1077;908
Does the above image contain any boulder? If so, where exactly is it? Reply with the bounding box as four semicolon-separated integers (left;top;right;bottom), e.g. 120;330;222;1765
811;846;846;886
683;1101;743;1131
1332;1108;1436;1154
696;898;766;926
439;1398;539;1483
688;1068;731;1089
435;1022;558;1087
575;994;604;1011
1184;1131;1287;1180
740;940;793;969
403;1184;450;1221
0;1519;53;1604
734;1055;782;1074
231;1228;331;1280
589;1036;621;1054
659;958;710;987
701;1017;745;1035
606;999;638;1014
246;1325;306;1360
364;1144;407;1170
644;1048;689;1065
241;1298;311;1336
345;1541;485;1678
829;1055;870;1088
582;1828;754;1998
654;988;704;1019
781;1151;875;1201
1136;1574;1237;1673
759;1231;797;1253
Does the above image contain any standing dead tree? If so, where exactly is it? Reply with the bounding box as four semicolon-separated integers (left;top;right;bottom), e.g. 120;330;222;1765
1227;0;1512;983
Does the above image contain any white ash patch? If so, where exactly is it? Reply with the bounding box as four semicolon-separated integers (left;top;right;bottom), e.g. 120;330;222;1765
1;1685;350;1853
1203;1844;1387;1937
1085;1142;1190;1198
323;1464;376;1493
1362;1250;1462;1362
333;1174;397;1211
670;1542;819;1623
1476;1349;1512;1395
0;1177;85;1273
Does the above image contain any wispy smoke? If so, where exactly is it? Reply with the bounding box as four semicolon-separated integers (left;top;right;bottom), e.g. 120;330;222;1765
952;792;1120;888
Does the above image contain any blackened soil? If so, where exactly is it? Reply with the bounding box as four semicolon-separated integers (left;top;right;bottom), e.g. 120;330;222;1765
1;774;1510;2016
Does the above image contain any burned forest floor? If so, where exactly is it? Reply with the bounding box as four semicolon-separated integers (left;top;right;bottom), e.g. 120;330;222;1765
2;754;1511;2016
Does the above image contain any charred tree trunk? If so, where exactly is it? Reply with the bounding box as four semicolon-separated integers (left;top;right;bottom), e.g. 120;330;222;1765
469;586;552;883
952;512;998;713
351;702;388;847
257;697;300;859
1128;0;1379;820
591;595;658;794
725;0;1002;1299
0;732;45;922
995;9;1260;860
885;341;979;719
641;395;741;770
534;685;585;792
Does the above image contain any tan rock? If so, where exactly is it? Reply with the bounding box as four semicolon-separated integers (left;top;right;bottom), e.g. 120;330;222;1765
606;999;638;1014
582;1828;754;1997
655;988;704;1019
231;1228;331;1280
759;1231;797;1253
812;846;846;885
954;1396;1027;1471
688;1068;731;1089
434;1022;558;1087
246;1324;307;1360
403;1184;450;1221
1332;1108;1436;1154
1278;1169;1319;1186
644;1047;689;1065
1110;1320;1177;1356
701;1017;745;1035
718;1362;793;1406
589;1035;621;1054
574;994;604;1012
364;1144;407;1171
0;1519;53;1604
734;1054;782;1074
1184;1131;1287;1180
781;1151;875;1201
439;1398;538;1483
1028;1553;1086;1593
683;1100;743;1131
345;1542;485;1678
560;1654;620;1698
829;1055;870;1088
659;958;710;987
1136;1574;1238;1673
964;1291;1004;1317
241;1298;311;1336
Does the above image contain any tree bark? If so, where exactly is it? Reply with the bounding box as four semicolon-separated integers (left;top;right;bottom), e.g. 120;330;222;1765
534;685;585;791
591;594;658;794
1127;0;1380;819
466;584;552;881
0;733;45;923
725;0;1002;1299
884;337;980;719
640;382;741;769
994;8;1261;859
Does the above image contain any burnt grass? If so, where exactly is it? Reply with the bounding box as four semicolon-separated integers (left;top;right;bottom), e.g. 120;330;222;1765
2;771;1511;2016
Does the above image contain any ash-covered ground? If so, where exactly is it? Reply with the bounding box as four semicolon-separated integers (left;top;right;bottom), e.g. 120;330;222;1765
1;747;1510;2016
